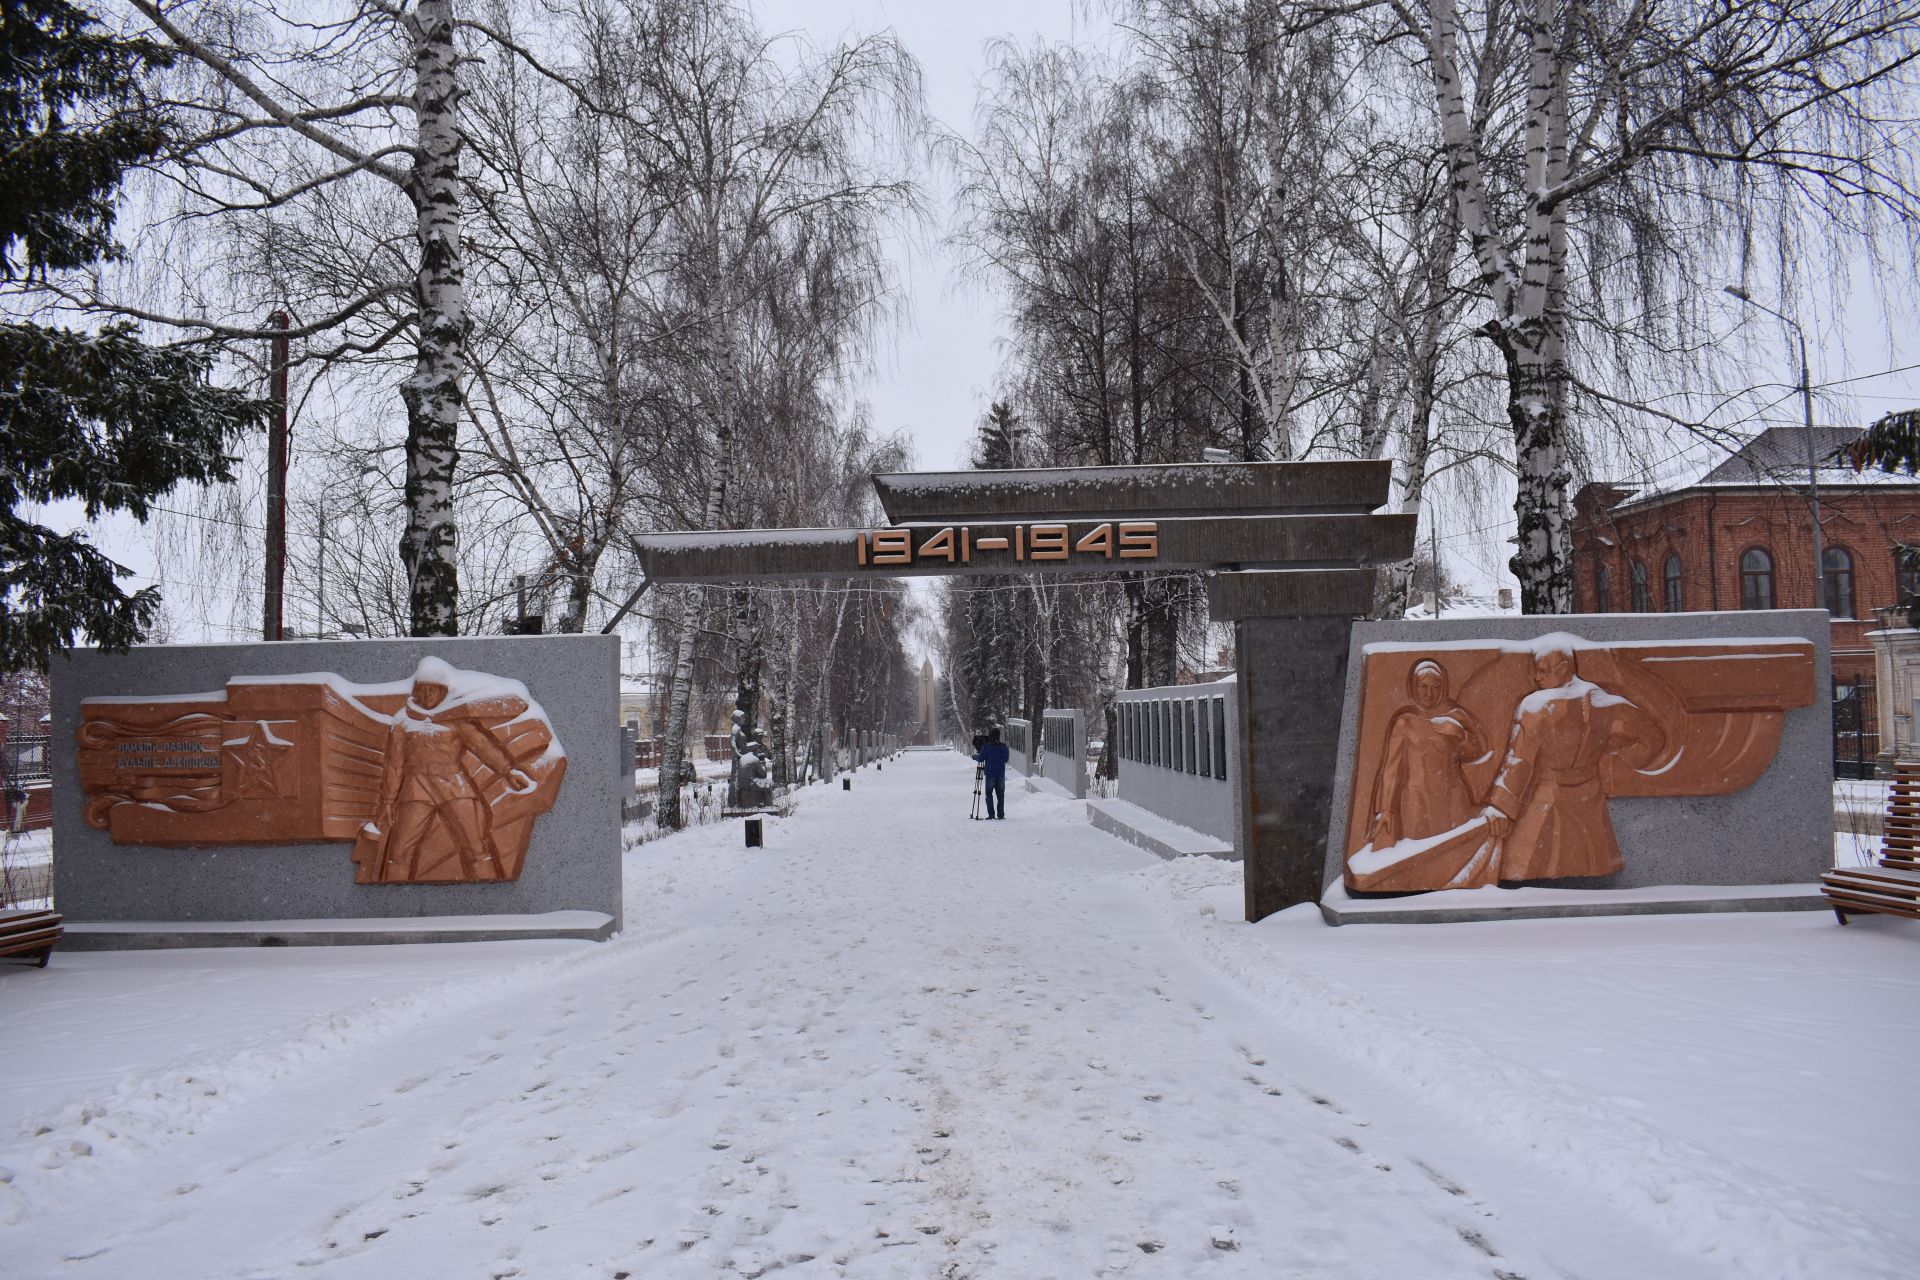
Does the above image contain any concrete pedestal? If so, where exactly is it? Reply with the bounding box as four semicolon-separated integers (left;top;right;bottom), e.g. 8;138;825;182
1233;615;1354;921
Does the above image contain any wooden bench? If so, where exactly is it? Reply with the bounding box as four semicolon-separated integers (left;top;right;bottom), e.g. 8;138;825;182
1823;864;1920;923
1876;761;1920;872
0;909;63;968
1825;764;1920;923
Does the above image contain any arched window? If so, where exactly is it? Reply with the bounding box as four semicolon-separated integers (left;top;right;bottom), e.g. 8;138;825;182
1663;554;1684;612
1740;547;1775;610
1823;545;1856;618
1594;563;1613;612
1630;561;1651;612
1897;548;1920;608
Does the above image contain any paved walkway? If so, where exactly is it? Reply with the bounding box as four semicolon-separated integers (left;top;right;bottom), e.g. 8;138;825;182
3;753;1707;1278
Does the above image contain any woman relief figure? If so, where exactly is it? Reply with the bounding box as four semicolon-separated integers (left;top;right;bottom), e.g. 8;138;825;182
1364;660;1487;850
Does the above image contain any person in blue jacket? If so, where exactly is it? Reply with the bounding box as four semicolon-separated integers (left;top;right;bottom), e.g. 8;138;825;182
973;725;1011;819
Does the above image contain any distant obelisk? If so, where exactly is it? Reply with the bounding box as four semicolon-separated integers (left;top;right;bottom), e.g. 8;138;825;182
916;659;936;746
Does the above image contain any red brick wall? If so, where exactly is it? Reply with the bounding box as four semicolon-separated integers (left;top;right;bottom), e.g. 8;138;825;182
1571;483;1920;682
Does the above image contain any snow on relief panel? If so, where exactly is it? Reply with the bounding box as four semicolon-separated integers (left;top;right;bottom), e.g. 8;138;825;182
1341;633;1814;893
75;657;566;884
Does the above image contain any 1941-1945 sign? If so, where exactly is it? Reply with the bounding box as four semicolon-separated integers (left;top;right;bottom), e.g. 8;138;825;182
856;521;1159;568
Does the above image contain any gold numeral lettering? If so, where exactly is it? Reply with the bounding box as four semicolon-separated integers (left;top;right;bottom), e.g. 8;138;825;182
1118;521;1159;559
1074;523;1114;558
871;529;912;565
856;531;869;566
1028;524;1069;560
917;527;957;562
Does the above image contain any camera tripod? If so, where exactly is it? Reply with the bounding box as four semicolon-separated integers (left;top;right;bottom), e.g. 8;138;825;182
970;765;983;820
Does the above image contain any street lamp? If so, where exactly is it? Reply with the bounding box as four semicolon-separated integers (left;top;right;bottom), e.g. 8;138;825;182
1724;285;1826;613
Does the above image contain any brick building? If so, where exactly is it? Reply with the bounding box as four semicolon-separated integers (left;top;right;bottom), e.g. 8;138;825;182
1571;426;1920;682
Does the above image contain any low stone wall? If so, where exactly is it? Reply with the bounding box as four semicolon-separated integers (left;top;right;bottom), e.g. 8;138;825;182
51;635;621;940
1039;709;1087;799
1114;680;1237;843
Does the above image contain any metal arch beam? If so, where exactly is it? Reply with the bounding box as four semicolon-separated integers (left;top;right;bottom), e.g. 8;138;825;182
872;460;1391;523
599;578;649;634
628;514;1416;584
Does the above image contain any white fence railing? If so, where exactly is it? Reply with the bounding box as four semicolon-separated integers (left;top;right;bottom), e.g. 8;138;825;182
1114;680;1236;842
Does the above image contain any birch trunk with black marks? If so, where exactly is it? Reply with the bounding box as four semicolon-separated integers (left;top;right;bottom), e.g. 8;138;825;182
655;587;702;828
1417;0;1573;614
397;0;467;636
1381;172;1459;620
658;253;742;827
728;584;763;807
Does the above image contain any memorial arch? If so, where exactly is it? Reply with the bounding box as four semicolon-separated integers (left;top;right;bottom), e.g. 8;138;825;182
620;459;1415;922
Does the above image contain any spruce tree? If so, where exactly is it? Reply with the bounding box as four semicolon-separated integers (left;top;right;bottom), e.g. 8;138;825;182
960;402;1019;731
0;0;263;671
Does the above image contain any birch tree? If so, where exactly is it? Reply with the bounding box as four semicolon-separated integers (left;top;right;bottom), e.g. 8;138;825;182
1376;0;1920;612
114;0;479;634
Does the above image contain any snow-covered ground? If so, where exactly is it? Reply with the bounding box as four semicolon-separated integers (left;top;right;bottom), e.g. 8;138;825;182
1;752;1914;1278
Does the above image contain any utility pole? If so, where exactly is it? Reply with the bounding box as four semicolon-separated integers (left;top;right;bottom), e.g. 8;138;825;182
1725;287;1827;610
263;310;290;640
316;509;327;639
1431;519;1443;618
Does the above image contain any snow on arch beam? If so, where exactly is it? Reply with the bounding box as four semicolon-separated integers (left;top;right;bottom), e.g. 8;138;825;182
872;460;1391;524
628;513;1416;584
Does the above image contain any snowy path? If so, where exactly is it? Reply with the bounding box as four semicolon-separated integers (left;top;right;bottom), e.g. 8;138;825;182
0;753;1907;1277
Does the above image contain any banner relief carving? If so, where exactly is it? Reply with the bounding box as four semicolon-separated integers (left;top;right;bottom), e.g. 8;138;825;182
77;658;566;884
1343;634;1815;892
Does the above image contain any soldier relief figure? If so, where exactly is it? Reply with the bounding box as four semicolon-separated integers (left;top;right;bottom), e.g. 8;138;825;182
1363;660;1487;851
1479;642;1663;881
1345;633;1814;893
360;658;542;883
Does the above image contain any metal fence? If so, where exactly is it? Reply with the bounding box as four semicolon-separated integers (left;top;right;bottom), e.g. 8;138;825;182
3;733;49;786
1833;675;1878;780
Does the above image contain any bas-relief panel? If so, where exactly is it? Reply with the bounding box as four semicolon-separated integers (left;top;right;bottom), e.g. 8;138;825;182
1342;633;1815;892
76;657;565;884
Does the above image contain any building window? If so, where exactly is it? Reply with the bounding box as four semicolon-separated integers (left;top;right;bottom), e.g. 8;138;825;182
1594;563;1613;612
1740;547;1775;610
1630;561;1651;612
1898;548;1920;609
1823;546;1855;618
1663;554;1684;612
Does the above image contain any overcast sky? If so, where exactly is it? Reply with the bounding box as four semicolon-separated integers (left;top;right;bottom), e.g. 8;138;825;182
789;0;1920;593
793;0;1118;472
43;0;1920;638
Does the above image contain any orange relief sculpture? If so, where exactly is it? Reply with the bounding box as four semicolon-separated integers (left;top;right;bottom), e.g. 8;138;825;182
77;658;566;884
1342;634;1815;892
